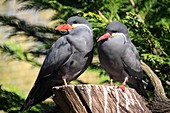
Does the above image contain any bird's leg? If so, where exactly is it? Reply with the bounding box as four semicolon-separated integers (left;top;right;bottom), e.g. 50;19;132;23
110;77;113;86
118;77;128;91
63;78;67;86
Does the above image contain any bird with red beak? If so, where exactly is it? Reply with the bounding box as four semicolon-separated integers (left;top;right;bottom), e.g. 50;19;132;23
97;21;148;98
55;16;92;32
20;16;93;112
55;23;72;31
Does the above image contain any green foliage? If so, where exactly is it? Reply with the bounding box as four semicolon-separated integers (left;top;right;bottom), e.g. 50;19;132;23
143;0;170;28
142;54;170;66
0;42;41;67
0;85;24;112
122;12;166;55
0;15;59;43
0;0;170;111
0;85;54;112
142;53;170;96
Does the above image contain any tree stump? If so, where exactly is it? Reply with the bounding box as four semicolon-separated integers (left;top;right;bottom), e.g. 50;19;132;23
52;85;151;113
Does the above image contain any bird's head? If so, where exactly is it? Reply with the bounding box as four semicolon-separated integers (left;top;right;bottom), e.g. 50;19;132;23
97;21;129;42
55;16;92;32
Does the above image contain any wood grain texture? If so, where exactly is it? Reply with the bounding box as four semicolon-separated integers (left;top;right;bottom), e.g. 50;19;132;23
52;85;151;113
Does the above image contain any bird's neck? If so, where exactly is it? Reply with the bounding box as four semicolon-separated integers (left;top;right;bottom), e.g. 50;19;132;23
72;24;92;32
112;33;130;43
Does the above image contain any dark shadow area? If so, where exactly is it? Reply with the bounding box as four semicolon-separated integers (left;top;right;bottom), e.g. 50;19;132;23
0;85;55;113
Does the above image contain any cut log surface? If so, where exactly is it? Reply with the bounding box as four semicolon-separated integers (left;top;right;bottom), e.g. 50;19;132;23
52;84;151;113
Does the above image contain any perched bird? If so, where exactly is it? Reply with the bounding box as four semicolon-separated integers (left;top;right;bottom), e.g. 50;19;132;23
20;16;93;112
97;21;148;98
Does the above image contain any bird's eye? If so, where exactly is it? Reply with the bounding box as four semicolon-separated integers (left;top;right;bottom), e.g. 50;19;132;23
111;30;117;33
73;21;78;24
59;30;68;35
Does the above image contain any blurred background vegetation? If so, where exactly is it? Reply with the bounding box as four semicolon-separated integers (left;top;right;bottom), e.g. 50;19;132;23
0;0;169;112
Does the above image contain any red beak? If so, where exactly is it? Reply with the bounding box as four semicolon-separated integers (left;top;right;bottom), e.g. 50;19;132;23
97;32;111;42
55;24;72;31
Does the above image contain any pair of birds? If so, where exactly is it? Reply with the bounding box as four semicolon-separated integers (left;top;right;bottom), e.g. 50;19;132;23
20;16;148;112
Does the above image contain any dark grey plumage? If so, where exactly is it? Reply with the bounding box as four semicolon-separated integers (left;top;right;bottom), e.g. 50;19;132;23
98;21;148;97
20;16;93;112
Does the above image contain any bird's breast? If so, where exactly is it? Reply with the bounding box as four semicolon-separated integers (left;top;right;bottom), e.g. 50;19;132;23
58;49;92;82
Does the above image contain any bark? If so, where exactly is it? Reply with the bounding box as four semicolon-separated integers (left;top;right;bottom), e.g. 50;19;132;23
141;61;170;113
52;85;151;113
51;61;170;113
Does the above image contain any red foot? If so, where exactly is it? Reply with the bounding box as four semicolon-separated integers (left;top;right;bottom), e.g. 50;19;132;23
63;78;67;86
118;85;125;91
110;78;113;86
110;82;114;86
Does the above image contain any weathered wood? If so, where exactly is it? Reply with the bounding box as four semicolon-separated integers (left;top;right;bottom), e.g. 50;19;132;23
52;85;151;113
52;85;88;113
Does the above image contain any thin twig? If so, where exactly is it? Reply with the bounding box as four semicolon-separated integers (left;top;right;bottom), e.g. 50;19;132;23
98;11;108;23
129;0;144;23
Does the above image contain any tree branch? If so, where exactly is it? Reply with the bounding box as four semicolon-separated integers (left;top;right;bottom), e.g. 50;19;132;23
0;15;59;43
141;60;170;113
141;60;168;100
129;0;144;23
98;11;108;23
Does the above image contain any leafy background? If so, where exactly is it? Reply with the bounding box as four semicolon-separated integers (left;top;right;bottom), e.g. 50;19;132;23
0;0;169;112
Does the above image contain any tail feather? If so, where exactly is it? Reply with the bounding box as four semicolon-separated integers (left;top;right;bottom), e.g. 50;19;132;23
20;82;53;112
127;79;148;99
142;80;154;92
20;98;34;112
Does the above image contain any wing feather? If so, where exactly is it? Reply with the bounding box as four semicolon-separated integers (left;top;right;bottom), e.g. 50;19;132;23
122;43;143;80
35;36;73;82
